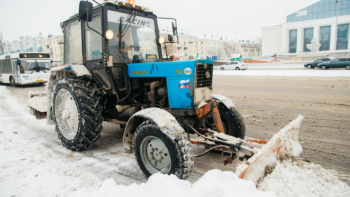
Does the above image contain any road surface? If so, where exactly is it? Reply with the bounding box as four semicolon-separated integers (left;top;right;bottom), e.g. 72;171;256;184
213;74;350;184
2;71;350;185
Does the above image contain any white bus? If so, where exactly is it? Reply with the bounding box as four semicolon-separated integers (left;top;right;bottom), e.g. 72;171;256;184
0;53;51;86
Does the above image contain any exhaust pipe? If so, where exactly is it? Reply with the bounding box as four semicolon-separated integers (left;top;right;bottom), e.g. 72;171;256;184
144;81;160;107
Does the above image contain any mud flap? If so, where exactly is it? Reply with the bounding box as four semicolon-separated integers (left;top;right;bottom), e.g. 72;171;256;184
235;115;303;184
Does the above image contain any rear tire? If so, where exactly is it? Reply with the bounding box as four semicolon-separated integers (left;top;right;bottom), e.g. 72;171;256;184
321;66;326;70
346;65;350;70
10;77;16;87
52;77;104;151
235;67;240;70
307;65;312;69
220;67;224;70
217;104;245;139
133;121;194;179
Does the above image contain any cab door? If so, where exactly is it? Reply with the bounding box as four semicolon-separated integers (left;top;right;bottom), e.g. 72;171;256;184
11;59;20;83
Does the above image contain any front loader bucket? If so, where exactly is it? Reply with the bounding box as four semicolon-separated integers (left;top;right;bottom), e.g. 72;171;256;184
235;115;304;184
28;91;48;120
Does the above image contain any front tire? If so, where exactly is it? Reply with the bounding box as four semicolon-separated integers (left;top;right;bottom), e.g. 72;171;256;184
321;66;326;70
235;67;240;70
307;65;312;69
52;77;104;151
10;77;16;87
220;67;225;70
133;121;194;179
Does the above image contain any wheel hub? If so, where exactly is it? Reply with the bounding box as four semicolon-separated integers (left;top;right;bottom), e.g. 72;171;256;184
141;136;171;174
54;89;79;140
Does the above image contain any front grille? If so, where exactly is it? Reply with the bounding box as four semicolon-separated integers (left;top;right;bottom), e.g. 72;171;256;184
196;64;213;88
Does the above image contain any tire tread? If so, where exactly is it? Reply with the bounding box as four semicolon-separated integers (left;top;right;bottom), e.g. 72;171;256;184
133;121;194;179
53;77;104;151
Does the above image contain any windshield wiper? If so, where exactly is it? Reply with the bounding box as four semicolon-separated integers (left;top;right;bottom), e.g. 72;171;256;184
38;67;50;73
117;10;137;54
39;66;50;70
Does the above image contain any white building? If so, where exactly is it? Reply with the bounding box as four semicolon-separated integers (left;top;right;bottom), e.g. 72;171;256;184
197;36;261;60
2;36;43;55
41;35;64;66
160;32;261;60
160;32;197;60
262;0;350;57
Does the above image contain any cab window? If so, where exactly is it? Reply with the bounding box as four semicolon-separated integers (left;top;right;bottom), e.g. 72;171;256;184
64;20;83;65
86;14;102;61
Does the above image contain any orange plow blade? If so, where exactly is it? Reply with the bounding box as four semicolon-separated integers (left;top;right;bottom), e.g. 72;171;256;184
235;115;304;184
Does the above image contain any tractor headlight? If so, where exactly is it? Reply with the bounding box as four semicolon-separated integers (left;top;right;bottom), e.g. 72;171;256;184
105;30;114;40
159;36;165;44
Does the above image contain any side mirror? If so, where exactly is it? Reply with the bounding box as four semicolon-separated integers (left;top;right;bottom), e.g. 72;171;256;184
79;1;93;22
168;34;173;42
172;22;177;36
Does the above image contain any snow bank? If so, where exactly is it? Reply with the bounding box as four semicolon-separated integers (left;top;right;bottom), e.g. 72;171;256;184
258;159;350;197
0;86;102;196
0;120;102;196
74;170;276;197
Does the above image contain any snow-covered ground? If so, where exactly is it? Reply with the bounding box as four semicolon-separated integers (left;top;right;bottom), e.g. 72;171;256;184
0;85;350;197
214;69;350;77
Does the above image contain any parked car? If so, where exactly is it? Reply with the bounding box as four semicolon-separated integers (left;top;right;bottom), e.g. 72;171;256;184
304;58;333;69
317;58;350;70
220;61;248;70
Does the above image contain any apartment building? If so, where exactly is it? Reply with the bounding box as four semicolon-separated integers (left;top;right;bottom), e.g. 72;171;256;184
41;35;64;66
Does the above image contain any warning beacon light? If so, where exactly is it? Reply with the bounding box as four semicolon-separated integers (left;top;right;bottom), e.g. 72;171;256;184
127;0;135;7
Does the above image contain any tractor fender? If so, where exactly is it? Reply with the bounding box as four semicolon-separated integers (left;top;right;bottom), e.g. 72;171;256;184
212;94;235;109
50;65;92;77
123;108;185;153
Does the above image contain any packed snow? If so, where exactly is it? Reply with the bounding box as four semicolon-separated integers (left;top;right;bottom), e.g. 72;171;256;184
0;85;350;197
214;69;350;77
259;159;350;197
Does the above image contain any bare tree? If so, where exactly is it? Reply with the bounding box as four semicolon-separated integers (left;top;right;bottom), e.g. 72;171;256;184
0;32;4;55
163;43;177;58
223;43;235;59
216;46;224;59
207;47;215;56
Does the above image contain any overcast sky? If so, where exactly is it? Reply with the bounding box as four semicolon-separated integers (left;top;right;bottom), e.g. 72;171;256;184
0;0;320;42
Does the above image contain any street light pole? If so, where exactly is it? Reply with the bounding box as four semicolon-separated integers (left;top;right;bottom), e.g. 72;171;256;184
334;0;339;58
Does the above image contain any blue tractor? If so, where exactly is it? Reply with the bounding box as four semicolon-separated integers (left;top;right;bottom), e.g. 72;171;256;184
32;0;246;179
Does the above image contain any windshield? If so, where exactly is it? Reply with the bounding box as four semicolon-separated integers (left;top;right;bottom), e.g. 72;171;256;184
20;60;51;74
107;10;159;64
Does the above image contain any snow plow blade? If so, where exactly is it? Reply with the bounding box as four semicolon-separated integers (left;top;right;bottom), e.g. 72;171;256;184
235;115;303;184
28;91;48;120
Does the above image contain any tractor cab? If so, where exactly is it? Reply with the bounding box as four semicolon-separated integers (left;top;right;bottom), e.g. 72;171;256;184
62;0;178;97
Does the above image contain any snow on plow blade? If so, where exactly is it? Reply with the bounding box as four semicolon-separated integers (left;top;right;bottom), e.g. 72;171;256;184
235;115;303;184
28;91;48;119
